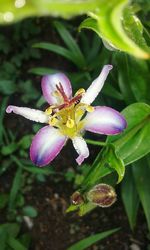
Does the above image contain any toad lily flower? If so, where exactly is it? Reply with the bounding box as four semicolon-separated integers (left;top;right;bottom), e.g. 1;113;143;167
6;65;127;167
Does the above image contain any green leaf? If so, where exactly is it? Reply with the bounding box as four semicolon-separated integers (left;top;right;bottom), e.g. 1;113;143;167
132;157;150;231
122;7;149;51
80;144;124;192
115;55;150;104
121;167;139;230
22;206;38;218
0;97;8;145
103;144;125;183
107;103;150;165
22;164;54;175
114;54;136;104
54;21;86;68
1;143;18;155
0;193;9;209
0;223;20;238
18;135;32;149
123;122;150;165
0;80;17;95
19;233;31;248
67;228;120;250
29;67;57;76
9;167;22;210
33;42;78;65
79;2;150;59
0;0;101;24
8;237;27;250
102;83;123;101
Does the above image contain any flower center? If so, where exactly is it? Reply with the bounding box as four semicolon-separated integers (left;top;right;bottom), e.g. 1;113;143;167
45;84;94;138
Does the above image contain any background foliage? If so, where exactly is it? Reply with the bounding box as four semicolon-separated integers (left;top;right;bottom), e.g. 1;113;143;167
0;0;150;249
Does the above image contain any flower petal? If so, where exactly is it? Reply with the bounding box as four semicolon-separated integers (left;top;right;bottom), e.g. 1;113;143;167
84;106;127;135
6;105;48;123
80;65;113;105
41;73;72;105
30;126;67;167
72;136;89;165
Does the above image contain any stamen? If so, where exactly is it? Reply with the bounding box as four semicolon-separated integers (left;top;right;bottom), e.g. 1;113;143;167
66;118;75;128
86;106;94;112
75;88;85;96
49;117;58;126
45;107;52;115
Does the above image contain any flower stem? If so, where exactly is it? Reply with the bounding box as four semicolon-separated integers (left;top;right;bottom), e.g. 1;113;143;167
86;139;106;146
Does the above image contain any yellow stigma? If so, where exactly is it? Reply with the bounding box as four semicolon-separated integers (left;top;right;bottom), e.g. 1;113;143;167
86;105;94;112
49;117;57;126
52;90;60;97
45;107;52;115
66;118;75;128
75;88;85;96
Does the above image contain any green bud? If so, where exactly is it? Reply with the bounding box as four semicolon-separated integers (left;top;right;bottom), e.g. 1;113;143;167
87;183;117;207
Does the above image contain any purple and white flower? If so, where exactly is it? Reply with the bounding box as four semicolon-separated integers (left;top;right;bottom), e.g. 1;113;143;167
6;65;127;167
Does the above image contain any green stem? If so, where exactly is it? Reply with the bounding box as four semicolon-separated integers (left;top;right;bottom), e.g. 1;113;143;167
86;139;107;146
10;155;24;168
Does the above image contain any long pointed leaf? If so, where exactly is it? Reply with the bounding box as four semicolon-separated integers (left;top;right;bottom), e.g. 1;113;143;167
67;228;120;250
132;157;150;231
121;167;140;230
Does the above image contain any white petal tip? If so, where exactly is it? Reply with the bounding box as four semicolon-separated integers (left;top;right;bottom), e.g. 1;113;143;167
104;64;113;71
76;155;85;165
6;106;13;113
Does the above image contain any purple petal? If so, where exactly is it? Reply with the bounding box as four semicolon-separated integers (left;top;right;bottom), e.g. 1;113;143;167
6;105;48;123
30;126;67;167
84;106;127;135
81;65;113;105
41;73;72;105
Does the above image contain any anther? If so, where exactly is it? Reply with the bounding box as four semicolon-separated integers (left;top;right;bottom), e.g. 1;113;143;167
75;88;85;96
45;107;52;115
86;105;94;112
49;117;57;126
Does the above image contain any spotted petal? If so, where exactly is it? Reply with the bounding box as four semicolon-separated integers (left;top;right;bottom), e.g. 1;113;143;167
6;105;48;123
81;65;113;105
41;73;72;105
30;126;67;167
72;136;89;165
84;106;127;135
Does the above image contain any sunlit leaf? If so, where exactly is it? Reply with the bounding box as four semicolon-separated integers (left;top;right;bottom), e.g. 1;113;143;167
0;0;100;24
79;2;150;59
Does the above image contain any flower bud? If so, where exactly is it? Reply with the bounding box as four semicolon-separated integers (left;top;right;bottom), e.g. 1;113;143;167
71;191;84;205
87;183;117;207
